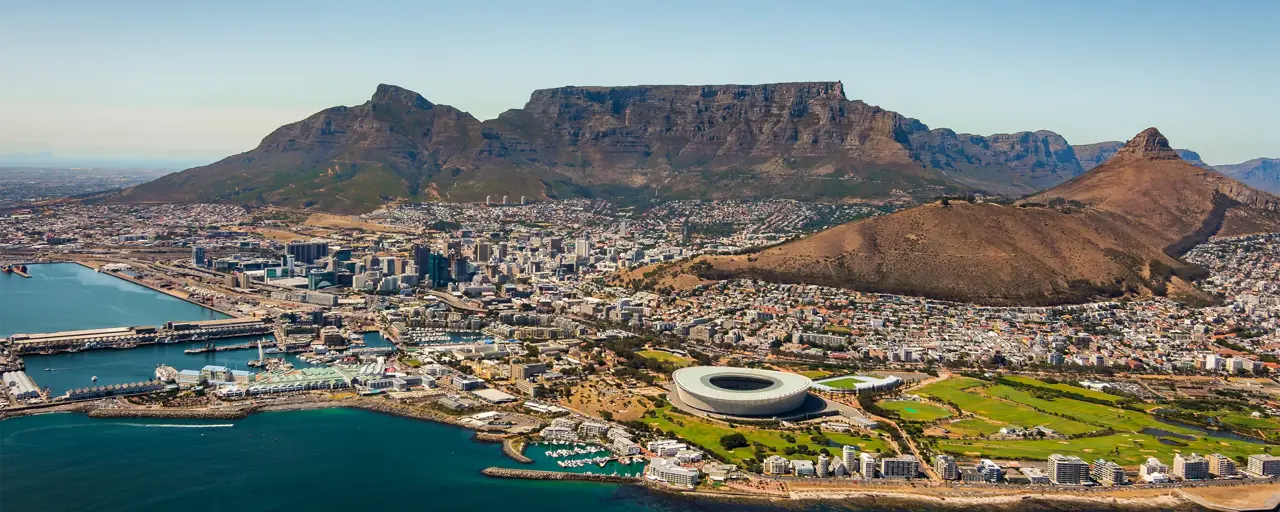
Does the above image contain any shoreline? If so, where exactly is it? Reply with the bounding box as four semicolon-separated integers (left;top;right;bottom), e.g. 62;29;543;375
4;400;1278;512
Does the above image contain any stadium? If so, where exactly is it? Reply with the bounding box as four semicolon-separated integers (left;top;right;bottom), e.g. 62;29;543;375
672;366;813;417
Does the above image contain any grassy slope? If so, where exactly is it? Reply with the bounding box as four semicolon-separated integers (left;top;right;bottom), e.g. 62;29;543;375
642;405;888;465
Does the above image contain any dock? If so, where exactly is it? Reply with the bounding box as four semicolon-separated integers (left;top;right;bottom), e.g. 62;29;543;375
5;318;271;355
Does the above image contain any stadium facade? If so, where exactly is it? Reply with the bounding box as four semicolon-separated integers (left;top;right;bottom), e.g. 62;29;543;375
672;366;812;416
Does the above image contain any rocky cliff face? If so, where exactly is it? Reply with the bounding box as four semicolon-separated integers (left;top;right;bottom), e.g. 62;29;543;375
114;82;1248;213
1216;158;1280;194
1074;140;1207;171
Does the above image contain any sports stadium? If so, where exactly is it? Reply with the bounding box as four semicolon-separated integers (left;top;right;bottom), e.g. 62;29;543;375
672;366;813;417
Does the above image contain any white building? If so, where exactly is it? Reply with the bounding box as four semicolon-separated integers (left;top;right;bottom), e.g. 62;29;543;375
1173;453;1210;481
1139;457;1170;483
935;455;959;481
1246;454;1280;477
647;457;698;488
1048;454;1090;485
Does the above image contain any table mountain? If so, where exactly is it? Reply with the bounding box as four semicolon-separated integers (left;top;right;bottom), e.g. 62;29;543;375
636;128;1280;305
113;82;1112;213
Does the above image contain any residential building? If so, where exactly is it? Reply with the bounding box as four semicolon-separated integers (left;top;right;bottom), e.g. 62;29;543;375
647;457;698;488
842;445;860;476
934;455;959;481
1091;459;1125;486
860;452;878;478
880;455;919;479
977;459;1004;483
1247;454;1280;477
1139;457;1170;483
792;459;815;477
1048;454;1090;486
763;455;790;476
1208;453;1237;478
1173;453;1210;481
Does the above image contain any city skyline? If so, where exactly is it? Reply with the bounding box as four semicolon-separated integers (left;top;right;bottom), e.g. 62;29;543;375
1;0;1278;166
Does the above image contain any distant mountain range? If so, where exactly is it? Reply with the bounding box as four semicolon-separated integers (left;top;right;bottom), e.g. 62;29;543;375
108;82;1277;213
628;128;1280;306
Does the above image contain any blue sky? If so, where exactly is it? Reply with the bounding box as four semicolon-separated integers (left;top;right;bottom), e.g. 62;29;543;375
1;0;1276;167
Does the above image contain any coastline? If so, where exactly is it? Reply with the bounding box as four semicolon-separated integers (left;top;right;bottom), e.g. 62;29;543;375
3;399;1278;512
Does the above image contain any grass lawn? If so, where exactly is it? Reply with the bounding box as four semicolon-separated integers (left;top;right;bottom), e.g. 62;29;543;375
915;378;1097;435
636;349;694;367
641;405;890;464
936;432;1267;466
878;400;953;422
1002;375;1124;403
797;369;833;379
984;385;1175;434
816;375;880;389
941;418;1007;437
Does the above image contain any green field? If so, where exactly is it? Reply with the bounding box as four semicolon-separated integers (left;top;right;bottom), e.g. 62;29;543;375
936;432;1268;466
635;350;693;367
641;405;888;464
816;375;879;389
941;418;1007;437
984;385;1173;433
878;400;953;422
797;369;834;379
914;377;1097;435
1002;375;1124;403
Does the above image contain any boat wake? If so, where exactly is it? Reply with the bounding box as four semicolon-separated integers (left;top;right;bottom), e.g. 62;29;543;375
121;423;234;429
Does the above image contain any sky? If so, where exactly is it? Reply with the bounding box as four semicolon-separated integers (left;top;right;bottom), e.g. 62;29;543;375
1;0;1277;168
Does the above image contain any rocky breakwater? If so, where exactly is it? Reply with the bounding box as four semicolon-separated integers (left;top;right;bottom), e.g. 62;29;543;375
480;467;639;484
87;407;254;419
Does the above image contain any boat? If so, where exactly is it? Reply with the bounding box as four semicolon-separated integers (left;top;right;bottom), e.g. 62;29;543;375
43;368;50;371
91;376;97;382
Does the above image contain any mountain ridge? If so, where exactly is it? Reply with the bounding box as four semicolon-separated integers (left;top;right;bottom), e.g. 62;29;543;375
626;128;1280;306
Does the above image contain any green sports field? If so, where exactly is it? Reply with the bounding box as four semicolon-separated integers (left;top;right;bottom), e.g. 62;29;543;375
635;349;693;367
815;375;877;389
878;400;953;422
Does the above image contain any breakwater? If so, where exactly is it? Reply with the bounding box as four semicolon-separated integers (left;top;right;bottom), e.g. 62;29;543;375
87;407;253;419
502;437;534;463
480;467;640;483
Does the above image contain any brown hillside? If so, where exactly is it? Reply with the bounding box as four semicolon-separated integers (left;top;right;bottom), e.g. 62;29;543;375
651;128;1280;305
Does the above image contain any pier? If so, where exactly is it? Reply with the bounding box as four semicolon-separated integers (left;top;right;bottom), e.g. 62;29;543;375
480;467;640;484
5;318;271;355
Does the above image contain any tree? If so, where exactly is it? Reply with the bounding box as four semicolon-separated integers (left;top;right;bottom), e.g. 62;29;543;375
719;433;749;450
599;411;613;421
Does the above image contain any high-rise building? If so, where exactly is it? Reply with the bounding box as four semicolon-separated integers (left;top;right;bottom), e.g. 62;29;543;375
880;455;919;479
413;245;451;288
1048;454;1090;485
1246;454;1280;477
763;455;790;475
450;254;470;281
191;246;206;267
842;445;860;476
859;452;878;479
1249;453;1280;478
934;455;959;481
1173;453;1210;481
1207;453;1237;478
475;242;492;262
287;241;329;264
816;453;830;477
1090;459;1124;485
575;238;590;258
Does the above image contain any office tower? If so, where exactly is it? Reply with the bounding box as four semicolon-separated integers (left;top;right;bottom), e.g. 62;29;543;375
286;241;329;264
191;246;206;267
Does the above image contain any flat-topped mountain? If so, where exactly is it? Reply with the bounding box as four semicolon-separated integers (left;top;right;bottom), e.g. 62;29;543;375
632;128;1280;305
114;82;1110;213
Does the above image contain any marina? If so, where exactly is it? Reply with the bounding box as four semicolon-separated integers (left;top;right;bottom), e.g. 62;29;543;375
528;441;647;478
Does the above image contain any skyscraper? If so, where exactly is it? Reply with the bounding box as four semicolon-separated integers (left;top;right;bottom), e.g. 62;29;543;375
286;241;329;264
191;246;206;267
413;245;452;288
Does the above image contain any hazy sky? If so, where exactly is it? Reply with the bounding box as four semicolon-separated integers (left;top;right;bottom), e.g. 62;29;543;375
2;0;1277;166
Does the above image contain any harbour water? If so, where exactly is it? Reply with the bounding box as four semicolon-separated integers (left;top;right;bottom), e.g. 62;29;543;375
0;263;226;338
